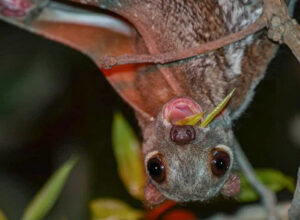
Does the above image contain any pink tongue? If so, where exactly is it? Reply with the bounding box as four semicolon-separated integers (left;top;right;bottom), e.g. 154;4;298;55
170;104;194;124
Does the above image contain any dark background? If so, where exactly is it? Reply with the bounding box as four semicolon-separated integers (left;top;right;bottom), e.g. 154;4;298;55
0;4;300;219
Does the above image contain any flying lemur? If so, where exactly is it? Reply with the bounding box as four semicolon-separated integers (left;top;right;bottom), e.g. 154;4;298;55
0;0;298;206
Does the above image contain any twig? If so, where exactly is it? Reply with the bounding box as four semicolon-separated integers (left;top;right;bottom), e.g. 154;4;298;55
99;0;300;69
288;167;300;220
233;137;278;220
99;18;267;69
283;19;300;63
265;0;300;63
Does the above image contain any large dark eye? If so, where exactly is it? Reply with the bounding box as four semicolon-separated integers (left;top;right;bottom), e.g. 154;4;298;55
210;150;230;177
147;157;166;183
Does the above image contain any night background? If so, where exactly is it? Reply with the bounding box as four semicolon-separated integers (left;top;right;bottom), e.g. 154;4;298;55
0;3;300;219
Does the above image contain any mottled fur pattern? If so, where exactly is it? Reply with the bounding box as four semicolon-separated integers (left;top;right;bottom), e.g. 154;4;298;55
88;0;292;204
120;0;278;203
103;0;276;117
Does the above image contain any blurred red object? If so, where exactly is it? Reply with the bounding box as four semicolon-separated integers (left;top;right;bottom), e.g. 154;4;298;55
162;209;197;220
146;201;196;220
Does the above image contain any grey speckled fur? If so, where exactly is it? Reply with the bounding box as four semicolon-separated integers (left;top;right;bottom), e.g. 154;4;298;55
132;0;297;204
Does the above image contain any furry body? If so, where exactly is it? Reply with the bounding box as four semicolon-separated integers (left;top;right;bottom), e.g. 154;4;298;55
94;0;278;125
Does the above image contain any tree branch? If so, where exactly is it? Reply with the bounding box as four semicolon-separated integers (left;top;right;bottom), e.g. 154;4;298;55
284;20;300;63
233;137;278;220
99;18;267;69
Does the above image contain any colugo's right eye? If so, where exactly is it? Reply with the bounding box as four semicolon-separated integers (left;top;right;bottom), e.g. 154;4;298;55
147;156;166;183
210;150;230;177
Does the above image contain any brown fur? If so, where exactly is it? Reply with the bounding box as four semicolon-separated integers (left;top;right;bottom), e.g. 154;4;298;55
101;0;276;121
100;0;280;204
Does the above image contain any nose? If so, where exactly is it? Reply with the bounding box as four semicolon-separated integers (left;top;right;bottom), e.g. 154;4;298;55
170;125;195;145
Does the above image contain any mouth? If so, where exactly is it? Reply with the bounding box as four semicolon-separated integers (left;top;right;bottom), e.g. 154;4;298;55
163;98;202;124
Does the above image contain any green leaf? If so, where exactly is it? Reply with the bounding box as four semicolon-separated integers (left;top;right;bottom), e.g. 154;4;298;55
238;168;295;202
0;210;8;220
112;113;145;200
238;177;259;202
90;198;144;220
200;89;235;128
22;157;78;220
175;112;205;126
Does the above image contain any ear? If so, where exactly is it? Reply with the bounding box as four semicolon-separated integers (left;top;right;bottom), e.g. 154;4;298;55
220;173;241;197
0;1;176;121
144;179;166;207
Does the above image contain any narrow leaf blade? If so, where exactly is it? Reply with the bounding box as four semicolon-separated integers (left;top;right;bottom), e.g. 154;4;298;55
238;168;295;202
90;198;144;220
0;210;8;220
175;112;205;126
200;89;235;128
112;113;145;200
256;169;295;193
22;157;77;220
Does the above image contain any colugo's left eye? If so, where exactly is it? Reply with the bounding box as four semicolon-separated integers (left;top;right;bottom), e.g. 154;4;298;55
210;150;230;177
147;156;166;183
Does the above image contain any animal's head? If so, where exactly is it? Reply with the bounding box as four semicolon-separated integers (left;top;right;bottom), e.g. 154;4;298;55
143;96;241;206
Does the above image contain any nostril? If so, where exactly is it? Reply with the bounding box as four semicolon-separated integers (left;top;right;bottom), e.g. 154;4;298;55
170;125;195;145
173;130;178;136
186;129;192;136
